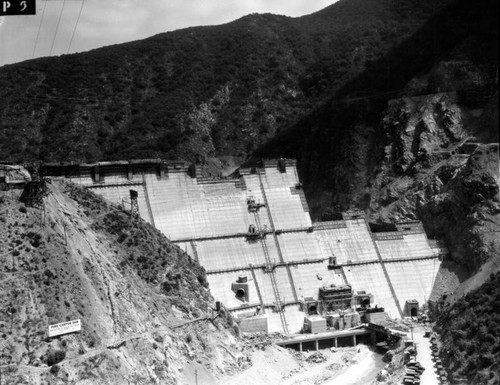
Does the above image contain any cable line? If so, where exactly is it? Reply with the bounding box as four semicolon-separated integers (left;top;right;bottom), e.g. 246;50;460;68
32;0;48;58
49;0;67;56
67;0;85;54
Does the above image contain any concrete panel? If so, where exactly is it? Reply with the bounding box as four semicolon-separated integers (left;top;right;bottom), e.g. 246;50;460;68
273;267;296;304
278;232;326;262
251;269;277;305
290;262;334;300
376;233;434;260
343;264;400;319
247;268;294;308
284;305;308;334
195;238;268;271
314;219;379;264
100;170;130;184
143;173;253;240
241;174;272;229
239;315;269;333
67;169;94;185
385;259;440;308
267;304;305;334
259;168;311;230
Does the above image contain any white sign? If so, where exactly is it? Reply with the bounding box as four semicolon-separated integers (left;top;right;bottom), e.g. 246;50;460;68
48;319;81;337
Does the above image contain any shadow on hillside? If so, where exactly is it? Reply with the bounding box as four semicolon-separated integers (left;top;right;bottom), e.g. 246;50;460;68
251;0;497;212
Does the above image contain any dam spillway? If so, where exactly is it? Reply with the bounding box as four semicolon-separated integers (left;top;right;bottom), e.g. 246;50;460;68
42;159;446;334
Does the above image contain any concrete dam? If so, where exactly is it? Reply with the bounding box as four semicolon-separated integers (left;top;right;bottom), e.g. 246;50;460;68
42;159;445;334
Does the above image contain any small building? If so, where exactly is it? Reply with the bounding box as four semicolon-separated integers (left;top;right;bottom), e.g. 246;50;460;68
405;300;419;317
303;316;327;334
302;297;319;315
365;307;386;324
354;291;373;308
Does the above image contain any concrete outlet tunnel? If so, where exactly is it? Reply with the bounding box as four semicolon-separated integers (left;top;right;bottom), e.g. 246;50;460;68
236;288;246;298
42;159;445;334
308;305;318;315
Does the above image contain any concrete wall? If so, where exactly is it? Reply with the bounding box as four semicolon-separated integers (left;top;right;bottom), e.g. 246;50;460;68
365;312;387;324
51;160;442;331
239;315;269;333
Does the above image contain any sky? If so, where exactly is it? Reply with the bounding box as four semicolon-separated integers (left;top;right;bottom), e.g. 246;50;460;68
0;0;335;67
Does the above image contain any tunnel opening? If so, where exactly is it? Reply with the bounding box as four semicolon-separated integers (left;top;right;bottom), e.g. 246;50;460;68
410;307;418;317
236;288;246;298
308;305;317;315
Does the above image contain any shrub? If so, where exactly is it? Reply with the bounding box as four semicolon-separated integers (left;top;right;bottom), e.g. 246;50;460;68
117;232;127;243
197;273;207;287
27;232;42;247
19;205;27;213
46;350;66;366
50;364;60;375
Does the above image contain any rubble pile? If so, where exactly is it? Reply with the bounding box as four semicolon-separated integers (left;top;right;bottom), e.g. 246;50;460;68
242;332;284;352
306;351;327;364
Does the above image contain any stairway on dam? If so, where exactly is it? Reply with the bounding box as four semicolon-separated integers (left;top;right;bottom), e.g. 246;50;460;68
43;159;445;334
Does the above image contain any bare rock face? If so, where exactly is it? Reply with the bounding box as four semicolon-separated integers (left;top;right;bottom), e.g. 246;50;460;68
364;90;499;282
383;93;467;175
419;144;500;271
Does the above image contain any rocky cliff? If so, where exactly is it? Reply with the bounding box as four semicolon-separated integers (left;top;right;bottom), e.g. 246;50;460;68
363;92;499;276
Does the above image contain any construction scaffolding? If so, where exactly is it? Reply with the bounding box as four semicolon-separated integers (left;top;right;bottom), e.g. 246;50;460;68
318;284;353;312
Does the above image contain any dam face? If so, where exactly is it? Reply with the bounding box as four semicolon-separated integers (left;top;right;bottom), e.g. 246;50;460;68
43;159;444;334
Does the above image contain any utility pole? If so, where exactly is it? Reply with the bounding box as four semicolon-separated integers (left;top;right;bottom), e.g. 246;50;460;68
195;368;198;385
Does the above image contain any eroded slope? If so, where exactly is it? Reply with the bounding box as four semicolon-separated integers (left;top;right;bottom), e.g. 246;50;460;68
0;180;247;384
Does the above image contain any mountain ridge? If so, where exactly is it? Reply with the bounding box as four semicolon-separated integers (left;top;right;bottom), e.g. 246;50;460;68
0;0;453;164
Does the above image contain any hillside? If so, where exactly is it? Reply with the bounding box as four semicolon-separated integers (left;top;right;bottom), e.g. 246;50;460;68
0;0;452;164
254;0;497;217
0;179;399;384
0;0;499;382
0;180;249;384
252;0;499;280
435;272;500;385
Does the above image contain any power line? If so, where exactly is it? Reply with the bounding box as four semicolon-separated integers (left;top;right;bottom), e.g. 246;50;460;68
67;0;85;54
49;0;67;57
32;0;48;59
